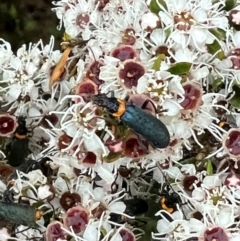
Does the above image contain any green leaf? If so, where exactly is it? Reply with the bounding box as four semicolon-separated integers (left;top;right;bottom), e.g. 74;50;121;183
138;200;159;241
63;32;73;42
139;220;157;241
229;85;240;108
209;28;226;41
206;159;213;175
59;173;71;183
9;5;17;17
212;77;224;91
100;227;107;237
177;157;197;165
206;40;225;60
149;0;167;13
25;20;37;31
164;28;171;38
224;0;237;11
152;54;165;71
103;152;123;163
167;62;192;75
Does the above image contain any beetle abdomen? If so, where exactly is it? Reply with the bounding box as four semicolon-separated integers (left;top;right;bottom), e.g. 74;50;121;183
121;104;170;148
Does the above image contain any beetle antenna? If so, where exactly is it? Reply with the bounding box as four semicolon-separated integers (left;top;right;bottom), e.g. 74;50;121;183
88;46;97;62
63;177;71;192
156;162;176;193
20;195;55;214
13;226;42;238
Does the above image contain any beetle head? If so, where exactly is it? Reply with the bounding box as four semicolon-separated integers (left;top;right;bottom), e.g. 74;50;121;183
92;94;110;108
17;116;27;126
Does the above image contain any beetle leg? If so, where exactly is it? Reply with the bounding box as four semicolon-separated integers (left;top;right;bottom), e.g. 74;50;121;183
158;108;168;114
141;99;157;112
106;90;115;97
128;217;148;227
3;188;16;203
13;226;43;239
125;95;130;102
110;174;119;194
13;227;31;237
162;183;171;192
5;142;11;155
17;195;24;204
141;99;169;114
99;129;108;140
136;135;149;154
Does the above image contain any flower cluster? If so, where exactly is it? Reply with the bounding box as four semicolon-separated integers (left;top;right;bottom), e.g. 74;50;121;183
1;0;240;240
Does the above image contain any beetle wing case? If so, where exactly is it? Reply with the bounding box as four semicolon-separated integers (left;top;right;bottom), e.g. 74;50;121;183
6;138;29;167
6;116;29;167
0;202;36;227
121;103;170;148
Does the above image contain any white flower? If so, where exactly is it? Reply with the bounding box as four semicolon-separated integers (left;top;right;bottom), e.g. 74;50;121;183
16;226;42;241
159;0;228;51
63;0;99;39
27;169;47;185
38;185;53;200
0;39;13;67
0;228;10;241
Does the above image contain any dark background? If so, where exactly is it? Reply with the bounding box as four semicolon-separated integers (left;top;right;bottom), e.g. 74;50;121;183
0;0;63;53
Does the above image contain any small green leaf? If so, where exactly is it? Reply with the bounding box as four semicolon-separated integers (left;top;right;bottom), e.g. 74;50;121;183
229;85;240;108
100;227;107;237
63;32;73;42
25;20;37;31
103;152;123;163
167;62;192;75
224;0;237;11
209;28;226;41
149;0;167;13
9;5;17;18
139;219;158;241
59;173;71;183
152;54;165;71
212;77;224;91
177;157;197;165
207;40;225;60
164;28;171;38
206;159;213;175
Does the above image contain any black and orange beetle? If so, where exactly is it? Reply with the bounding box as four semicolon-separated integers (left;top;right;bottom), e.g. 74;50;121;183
92;92;170;149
